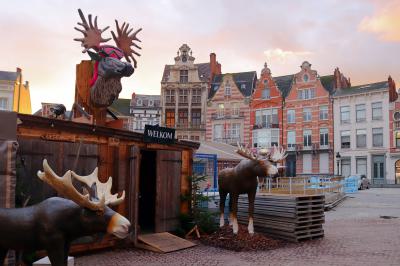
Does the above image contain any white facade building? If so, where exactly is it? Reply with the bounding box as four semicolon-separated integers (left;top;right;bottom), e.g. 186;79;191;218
129;94;161;132
333;81;391;184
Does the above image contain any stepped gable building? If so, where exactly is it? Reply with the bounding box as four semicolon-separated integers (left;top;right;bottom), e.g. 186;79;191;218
161;44;221;141
250;63;292;153
129;93;161;132
333;78;392;184
282;61;350;177
206;70;257;145
0;68;31;114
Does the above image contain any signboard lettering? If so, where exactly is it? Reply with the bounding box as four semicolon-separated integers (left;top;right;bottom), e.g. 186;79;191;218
144;125;175;144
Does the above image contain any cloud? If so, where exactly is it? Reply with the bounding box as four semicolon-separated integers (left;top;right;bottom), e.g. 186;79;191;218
263;49;313;63
359;1;400;42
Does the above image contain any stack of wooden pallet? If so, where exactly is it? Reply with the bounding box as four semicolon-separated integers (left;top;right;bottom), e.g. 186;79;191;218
237;194;325;242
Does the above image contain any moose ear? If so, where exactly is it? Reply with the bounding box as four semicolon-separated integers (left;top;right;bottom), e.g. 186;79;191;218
87;50;102;61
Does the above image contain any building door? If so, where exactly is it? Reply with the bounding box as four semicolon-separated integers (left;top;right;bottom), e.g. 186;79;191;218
372;155;385;184
285;155;296;177
319;153;329;174
395;160;400;184
303;154;312;174
341;158;351;177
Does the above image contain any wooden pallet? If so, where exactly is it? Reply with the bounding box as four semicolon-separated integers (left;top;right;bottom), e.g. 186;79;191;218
137;232;196;253
237;194;325;242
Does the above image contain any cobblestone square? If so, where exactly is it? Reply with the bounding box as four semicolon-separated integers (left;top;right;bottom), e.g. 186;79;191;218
76;189;400;266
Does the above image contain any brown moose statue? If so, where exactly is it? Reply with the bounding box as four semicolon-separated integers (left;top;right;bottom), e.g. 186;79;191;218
0;159;130;266
218;143;287;235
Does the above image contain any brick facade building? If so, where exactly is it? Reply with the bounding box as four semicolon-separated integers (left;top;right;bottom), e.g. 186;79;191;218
206;71;257;145
387;76;400;184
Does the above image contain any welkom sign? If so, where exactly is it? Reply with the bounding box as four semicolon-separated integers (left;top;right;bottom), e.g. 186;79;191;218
144;125;175;144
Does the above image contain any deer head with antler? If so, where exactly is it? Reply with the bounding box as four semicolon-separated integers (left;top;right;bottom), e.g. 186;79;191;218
74;9;142;107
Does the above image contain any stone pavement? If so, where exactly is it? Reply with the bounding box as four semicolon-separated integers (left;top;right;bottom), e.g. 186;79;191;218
76;189;400;266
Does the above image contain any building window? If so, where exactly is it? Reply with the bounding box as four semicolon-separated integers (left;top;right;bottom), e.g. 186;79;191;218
192;88;201;103
341;130;351;148
225;85;231;96
287;109;295;123
303;74;309;82
320;128;329;147
356;157;367;176
340;106;350;124
136;99;142;106
262;88;270;99
192;109;201;127
190;135;200;141
213;124;223;140
356;104;366;122
303;107;312;122
0;98;8;110
287;130;296;149
372;102;382;120
319;105;328;120
217;104;225;118
180;70;188;83
165;89;175;104
229;123;241;140
165;110;175;127
298;88;315;99
372;127;383;147
178;110;188;127
341;158;351;177
232;103;239;117
179;89;188;103
241;84;246;90
303;154;312;173
252;129;279;148
303;129;312;147
255;108;278;128
148;100;154;107
396;132;400;148
356;129;367;148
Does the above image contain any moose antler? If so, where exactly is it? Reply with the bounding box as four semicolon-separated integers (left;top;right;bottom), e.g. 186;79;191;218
71;168;125;206
74;9;111;53
236;142;259;160
111;20;142;68
37;159;106;211
269;146;288;162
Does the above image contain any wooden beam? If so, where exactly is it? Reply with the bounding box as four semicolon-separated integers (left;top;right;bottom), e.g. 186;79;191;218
180;149;192;214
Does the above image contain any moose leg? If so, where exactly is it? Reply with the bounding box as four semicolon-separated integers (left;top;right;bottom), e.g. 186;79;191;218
219;191;227;227
248;190;256;235
228;195;234;226
64;242;71;263
0;248;8;266
47;243;67;266
231;193;239;234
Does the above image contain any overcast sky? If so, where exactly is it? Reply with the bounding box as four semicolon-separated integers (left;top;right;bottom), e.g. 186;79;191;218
0;0;399;112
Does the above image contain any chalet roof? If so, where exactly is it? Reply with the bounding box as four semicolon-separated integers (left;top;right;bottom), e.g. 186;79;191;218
196;141;245;161
209;71;257;98
0;71;18;81
273;75;294;98
161;63;211;83
109;98;131;116
333;81;388;97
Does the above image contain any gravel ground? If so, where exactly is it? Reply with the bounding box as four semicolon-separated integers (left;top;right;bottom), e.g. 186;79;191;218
76;188;400;266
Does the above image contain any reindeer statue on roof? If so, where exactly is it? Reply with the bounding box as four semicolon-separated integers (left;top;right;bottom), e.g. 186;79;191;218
218;143;287;235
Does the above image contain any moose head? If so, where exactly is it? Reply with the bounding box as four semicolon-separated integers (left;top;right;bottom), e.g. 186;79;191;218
0;160;130;266
74;9;142;107
218;143;287;235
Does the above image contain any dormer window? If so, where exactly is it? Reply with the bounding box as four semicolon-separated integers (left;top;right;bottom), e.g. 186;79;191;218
303;74;309;82
263;79;268;84
180;70;188;83
136;99;142;106
148;100;154;107
241;84;246;90
225;85;231;96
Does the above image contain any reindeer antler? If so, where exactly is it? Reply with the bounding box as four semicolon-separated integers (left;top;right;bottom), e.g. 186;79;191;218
236;142;259;160
37;159;106;211
111;20;142;68
71;168;125;207
74;9;111;53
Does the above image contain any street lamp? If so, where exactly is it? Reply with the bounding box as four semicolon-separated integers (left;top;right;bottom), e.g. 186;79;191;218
336;152;341;176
